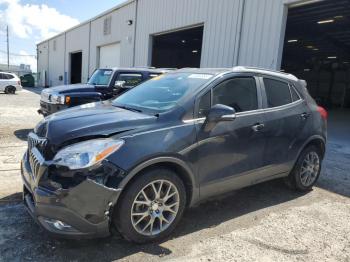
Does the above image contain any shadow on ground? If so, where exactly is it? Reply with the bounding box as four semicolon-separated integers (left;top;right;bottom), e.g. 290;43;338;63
23;87;44;95
0;180;307;261
14;129;33;141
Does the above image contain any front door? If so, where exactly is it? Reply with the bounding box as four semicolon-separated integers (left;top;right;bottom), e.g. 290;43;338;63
195;75;267;198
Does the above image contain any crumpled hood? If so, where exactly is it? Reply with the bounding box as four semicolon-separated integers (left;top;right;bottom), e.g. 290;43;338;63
42;84;96;95
44;100;157;146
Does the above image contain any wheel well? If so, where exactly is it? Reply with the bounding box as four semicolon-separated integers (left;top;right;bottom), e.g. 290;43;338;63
303;138;326;159
120;162;194;207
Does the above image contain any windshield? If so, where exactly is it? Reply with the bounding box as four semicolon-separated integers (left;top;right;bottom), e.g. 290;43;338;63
88;69;113;86
112;72;213;113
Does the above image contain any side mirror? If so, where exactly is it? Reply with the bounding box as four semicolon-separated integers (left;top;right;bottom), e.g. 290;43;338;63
114;80;126;89
204;104;236;131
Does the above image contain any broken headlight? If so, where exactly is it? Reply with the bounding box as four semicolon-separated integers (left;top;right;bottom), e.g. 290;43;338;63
53;139;124;170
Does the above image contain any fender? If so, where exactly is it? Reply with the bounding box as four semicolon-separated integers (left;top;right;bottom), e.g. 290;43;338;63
293;134;326;164
118;156;200;207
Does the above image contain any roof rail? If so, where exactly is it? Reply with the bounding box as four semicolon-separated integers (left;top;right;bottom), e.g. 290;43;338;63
232;66;298;81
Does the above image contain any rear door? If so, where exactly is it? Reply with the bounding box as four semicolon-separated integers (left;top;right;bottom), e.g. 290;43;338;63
260;76;309;175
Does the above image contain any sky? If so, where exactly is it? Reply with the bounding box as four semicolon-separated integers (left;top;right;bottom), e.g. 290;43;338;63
0;0;126;71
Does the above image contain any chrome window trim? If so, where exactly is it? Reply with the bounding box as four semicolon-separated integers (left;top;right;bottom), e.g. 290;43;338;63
183;99;304;123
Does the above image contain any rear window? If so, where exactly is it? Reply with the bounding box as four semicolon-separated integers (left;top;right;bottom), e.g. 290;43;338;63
6;74;14;79
116;73;143;88
290;85;301;101
263;78;292;107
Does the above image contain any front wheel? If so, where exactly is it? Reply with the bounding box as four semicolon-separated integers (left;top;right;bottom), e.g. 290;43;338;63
285;145;323;191
114;168;186;243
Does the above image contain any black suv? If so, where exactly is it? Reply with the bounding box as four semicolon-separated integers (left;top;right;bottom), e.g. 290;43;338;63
38;68;167;116
22;67;327;243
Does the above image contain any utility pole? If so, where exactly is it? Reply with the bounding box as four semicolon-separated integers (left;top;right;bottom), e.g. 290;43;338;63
6;25;9;70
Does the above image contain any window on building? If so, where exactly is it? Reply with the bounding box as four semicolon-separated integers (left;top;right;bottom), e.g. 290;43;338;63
264;78;292;107
103;16;112;35
53;40;57;51
213;77;258;112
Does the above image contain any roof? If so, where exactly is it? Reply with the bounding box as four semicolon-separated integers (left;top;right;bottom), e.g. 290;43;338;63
100;67;171;73
175;66;299;81
37;0;135;45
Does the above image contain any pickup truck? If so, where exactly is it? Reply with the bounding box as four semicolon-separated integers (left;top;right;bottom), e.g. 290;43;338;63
38;67;168;116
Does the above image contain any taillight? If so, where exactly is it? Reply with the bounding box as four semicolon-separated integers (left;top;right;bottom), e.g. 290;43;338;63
317;106;328;120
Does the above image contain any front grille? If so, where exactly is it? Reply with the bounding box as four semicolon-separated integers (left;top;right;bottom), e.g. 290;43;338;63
27;132;47;178
28;132;47;154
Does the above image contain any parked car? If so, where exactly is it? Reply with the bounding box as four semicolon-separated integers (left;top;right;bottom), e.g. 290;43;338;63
20;73;35;87
22;67;327;243
0;72;22;94
38;68;168;116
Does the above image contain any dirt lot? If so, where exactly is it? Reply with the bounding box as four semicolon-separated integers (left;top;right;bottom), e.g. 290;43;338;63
0;88;349;262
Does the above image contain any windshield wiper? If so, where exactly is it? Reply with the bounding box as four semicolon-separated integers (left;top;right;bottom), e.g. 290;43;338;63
116;105;142;113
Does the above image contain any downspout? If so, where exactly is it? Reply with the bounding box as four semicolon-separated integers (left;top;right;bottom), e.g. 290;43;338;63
88;21;92;79
234;0;246;66
64;32;67;85
132;0;138;67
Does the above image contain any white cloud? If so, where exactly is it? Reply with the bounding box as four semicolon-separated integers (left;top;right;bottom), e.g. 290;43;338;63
0;0;79;40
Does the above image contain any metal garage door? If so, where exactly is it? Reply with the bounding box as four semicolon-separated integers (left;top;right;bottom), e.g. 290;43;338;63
99;43;120;68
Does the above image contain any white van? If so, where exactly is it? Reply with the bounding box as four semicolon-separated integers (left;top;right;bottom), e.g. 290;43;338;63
0;72;22;94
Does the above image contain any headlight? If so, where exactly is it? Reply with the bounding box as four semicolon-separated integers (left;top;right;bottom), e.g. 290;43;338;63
51;94;65;104
53;139;124;170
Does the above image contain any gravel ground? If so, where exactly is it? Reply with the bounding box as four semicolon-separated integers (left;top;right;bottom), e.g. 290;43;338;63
0;88;349;262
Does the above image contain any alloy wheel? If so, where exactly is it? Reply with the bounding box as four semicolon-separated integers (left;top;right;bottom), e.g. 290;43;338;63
130;179;180;236
300;151;320;187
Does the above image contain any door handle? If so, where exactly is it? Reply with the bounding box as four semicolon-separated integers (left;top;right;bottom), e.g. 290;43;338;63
300;112;310;120
252;123;265;132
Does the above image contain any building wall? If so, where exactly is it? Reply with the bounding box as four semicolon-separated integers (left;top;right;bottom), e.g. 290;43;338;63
37;41;49;86
66;23;90;84
48;34;65;86
89;1;136;73
134;0;244;68
37;0;309;87
238;0;287;69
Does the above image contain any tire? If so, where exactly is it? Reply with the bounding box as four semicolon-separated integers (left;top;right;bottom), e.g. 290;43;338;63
114;168;186;243
285;145;322;191
5;86;15;94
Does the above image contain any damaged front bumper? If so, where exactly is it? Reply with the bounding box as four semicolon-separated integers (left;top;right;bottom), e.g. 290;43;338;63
21;149;124;239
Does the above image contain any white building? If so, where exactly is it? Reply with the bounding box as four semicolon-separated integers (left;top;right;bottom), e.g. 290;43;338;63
37;0;350;108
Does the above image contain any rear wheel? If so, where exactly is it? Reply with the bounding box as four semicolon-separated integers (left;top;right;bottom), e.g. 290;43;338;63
285;145;322;191
114;168;186;243
5;86;15;94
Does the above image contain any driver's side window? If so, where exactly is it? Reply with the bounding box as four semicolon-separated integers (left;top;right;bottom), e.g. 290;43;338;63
213;77;258;113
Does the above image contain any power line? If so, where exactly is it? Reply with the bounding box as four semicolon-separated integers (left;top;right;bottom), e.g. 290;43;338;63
0;50;36;57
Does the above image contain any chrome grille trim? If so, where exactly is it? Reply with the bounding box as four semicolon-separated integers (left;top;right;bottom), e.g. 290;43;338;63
29;147;44;178
28;132;47;153
27;132;47;178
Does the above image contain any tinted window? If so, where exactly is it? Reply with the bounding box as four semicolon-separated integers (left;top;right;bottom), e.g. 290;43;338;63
290;85;301;101
113;73;213;113
213;77;258;112
116;73;143;88
88;69;113;86
198;91;211;117
6;74;14;79
0;74;5;80
264;78;292;107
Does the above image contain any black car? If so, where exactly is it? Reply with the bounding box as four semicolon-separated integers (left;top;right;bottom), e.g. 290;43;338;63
38;68;167;116
22;67;327;243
